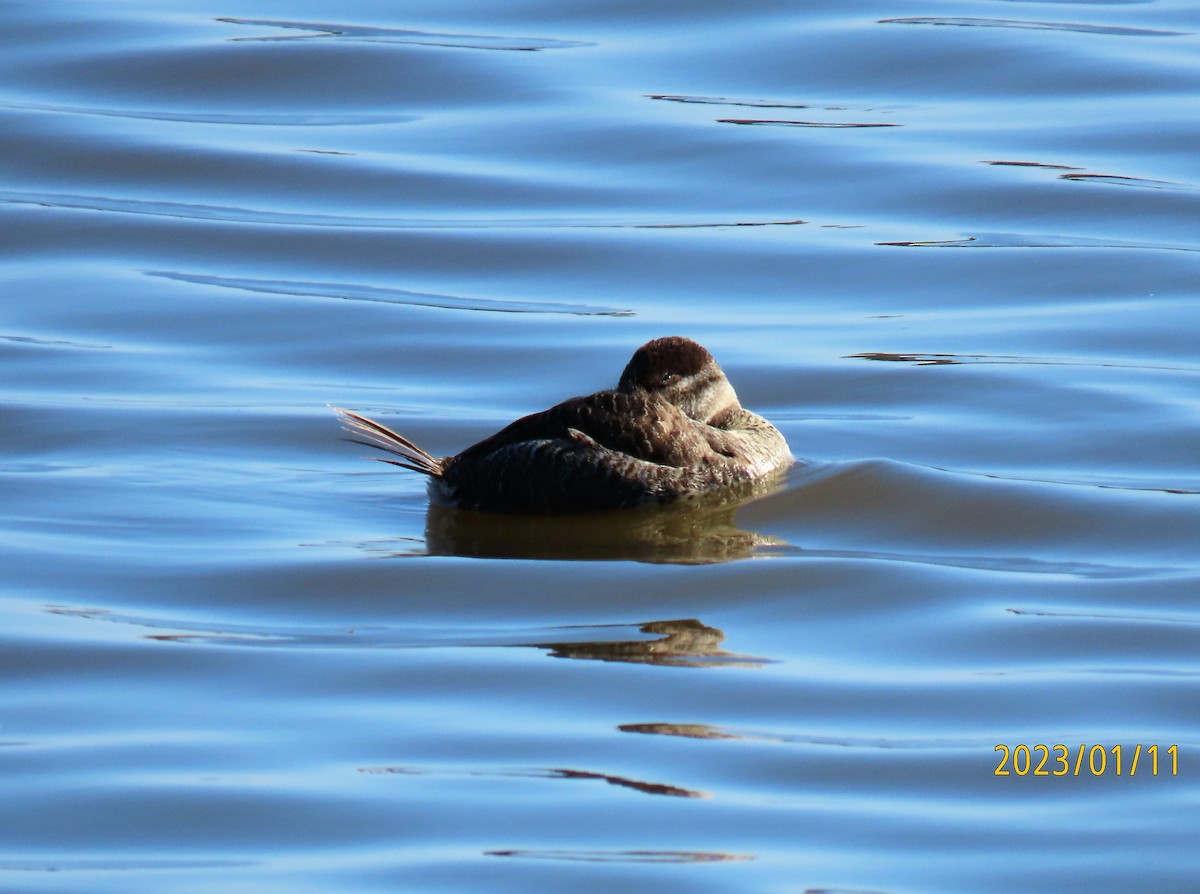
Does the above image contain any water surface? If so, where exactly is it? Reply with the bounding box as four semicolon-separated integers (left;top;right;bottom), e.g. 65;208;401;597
2;1;1199;891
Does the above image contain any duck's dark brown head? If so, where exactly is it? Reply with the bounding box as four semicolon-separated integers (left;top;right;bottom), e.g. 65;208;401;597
617;336;741;424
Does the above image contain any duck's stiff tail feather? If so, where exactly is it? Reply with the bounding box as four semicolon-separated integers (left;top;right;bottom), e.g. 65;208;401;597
331;407;443;477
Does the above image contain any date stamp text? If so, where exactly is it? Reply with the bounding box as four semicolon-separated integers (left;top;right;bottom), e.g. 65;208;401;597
994;744;1178;777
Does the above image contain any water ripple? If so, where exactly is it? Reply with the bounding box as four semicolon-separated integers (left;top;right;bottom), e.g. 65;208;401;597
719;118;900;129
879;17;1187;37
648;93;817;110
878;232;1199;252
360;765;708;798
846;351;1200;374
0;858;255;873
648;94;902;127
484;849;752;864
45;608;769;667
983;160;1193;191
217;17;593;51
1059;172;1189;190
0;99;414;126
985;160;1082;171
46;606;652;649
1009;607;1200;627
620;723;1003;750
770;546;1163;579
0;190;803;232
148;270;634;317
1;333;113;350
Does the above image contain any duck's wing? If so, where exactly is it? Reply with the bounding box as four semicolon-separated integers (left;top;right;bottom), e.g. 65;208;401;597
452;389;714;468
701;407;793;475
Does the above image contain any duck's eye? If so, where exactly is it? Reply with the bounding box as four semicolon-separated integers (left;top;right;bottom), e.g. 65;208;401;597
660;372;677;385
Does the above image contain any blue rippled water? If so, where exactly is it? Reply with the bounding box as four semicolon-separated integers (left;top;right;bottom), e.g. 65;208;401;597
2;1;1199;892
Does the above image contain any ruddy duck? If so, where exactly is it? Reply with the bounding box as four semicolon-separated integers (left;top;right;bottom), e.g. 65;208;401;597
335;336;791;514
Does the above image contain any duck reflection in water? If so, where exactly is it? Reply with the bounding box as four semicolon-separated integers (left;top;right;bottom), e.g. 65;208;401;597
421;473;788;564
536;618;771;668
335;336;793;515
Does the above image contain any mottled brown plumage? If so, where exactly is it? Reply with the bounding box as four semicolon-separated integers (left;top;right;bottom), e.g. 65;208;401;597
335;336;791;514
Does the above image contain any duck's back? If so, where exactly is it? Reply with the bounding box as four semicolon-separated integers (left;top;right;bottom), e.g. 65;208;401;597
438;391;734;513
